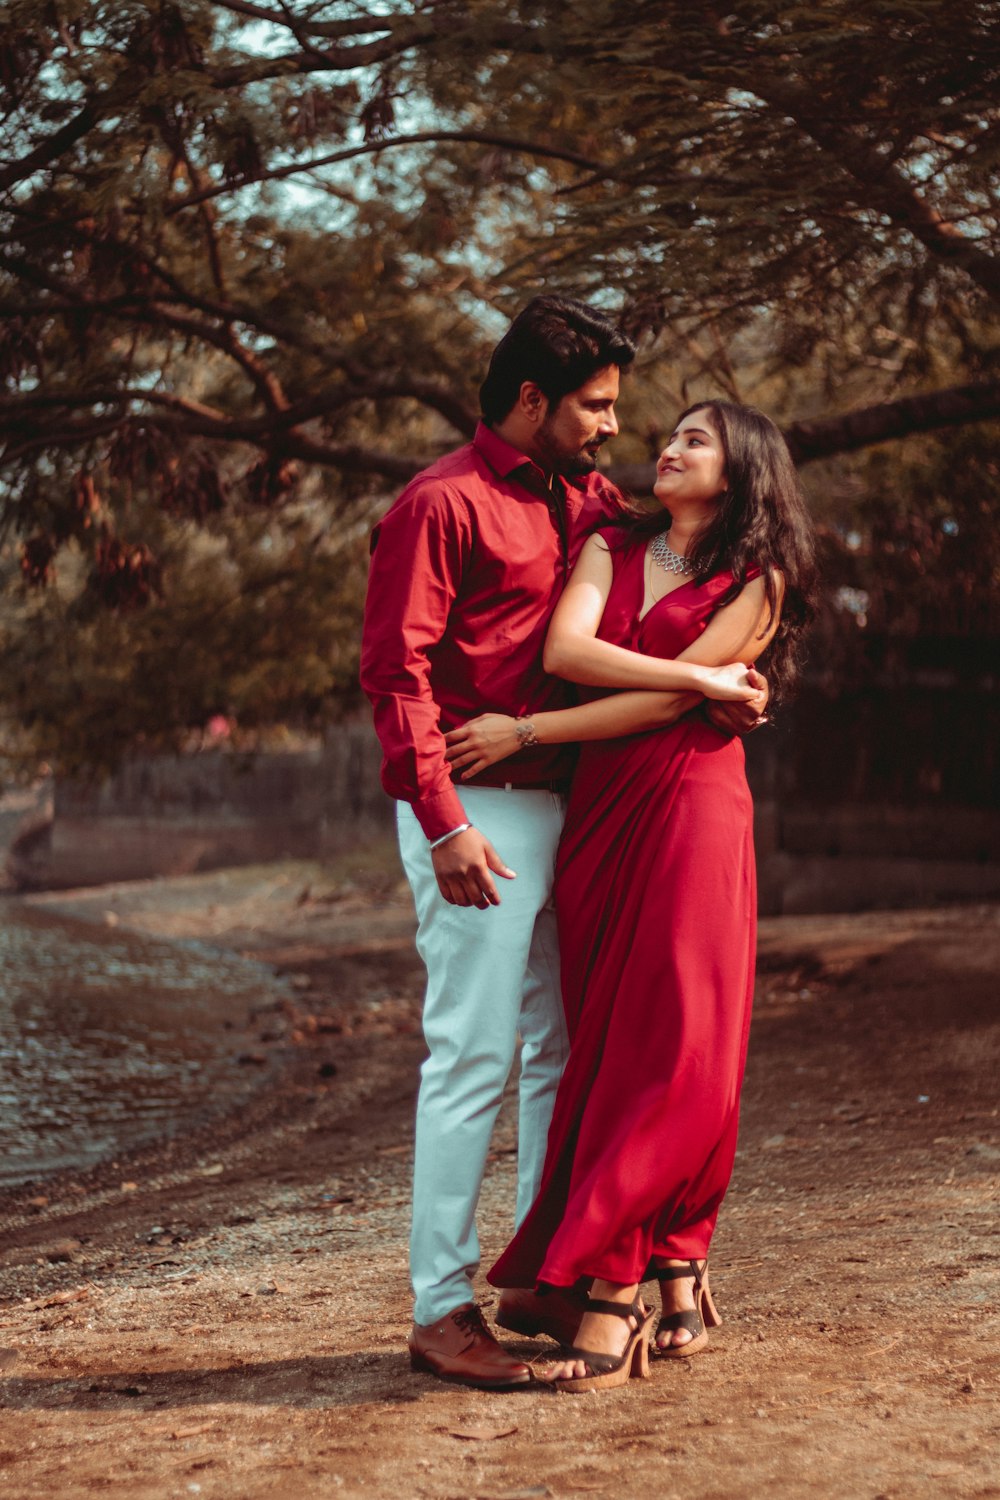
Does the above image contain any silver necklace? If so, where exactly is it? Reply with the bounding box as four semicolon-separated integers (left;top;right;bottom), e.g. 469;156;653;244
650;531;694;576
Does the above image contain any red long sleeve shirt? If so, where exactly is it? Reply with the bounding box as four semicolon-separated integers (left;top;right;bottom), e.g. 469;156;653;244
360;422;620;840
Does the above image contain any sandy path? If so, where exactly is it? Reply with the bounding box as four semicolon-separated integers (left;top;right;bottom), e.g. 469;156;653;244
0;858;997;1500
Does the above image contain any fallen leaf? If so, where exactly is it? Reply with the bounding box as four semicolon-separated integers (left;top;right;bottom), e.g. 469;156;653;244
446;1425;518;1442
38;1289;89;1308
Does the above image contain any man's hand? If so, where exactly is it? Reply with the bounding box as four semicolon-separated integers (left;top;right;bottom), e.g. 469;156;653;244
443;714;520;780
704;668;770;736
431;828;517;910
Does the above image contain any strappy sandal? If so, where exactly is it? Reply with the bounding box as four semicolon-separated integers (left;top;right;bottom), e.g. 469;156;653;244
546;1294;655;1393
652;1259;721;1359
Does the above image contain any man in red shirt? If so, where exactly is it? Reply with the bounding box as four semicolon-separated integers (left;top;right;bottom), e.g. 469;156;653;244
361;298;759;1388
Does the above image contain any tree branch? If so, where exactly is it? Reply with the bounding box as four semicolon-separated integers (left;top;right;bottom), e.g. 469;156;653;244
784;381;1000;465
6;380;999;495
0;15;513;199
0;250;291;415
0;377;477;440
0;98;100;194
147;304;290;413
211;1;395;39
606;381;1000;493
0;401;426;483
746;71;1000;305
0;386;439;483
208;22;440;87
167;131;608;214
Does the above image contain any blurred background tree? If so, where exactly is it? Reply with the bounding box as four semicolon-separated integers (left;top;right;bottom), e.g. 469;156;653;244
1;0;997;773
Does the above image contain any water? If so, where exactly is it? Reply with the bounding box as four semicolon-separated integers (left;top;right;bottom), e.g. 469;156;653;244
0;901;285;1186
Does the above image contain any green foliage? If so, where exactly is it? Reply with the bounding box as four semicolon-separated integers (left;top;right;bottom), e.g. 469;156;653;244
441;1;1000;383
827;422;1000;636
0;1;997;771
0;494;370;776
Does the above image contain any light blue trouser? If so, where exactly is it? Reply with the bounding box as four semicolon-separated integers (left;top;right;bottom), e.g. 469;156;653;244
397;786;569;1326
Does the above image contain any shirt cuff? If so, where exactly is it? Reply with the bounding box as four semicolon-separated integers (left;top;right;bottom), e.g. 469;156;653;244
412;784;469;842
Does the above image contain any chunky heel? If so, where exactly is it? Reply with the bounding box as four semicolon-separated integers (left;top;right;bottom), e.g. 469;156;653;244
630;1308;656;1379
548;1294;652;1393
652;1259;720;1358
702;1275;722;1330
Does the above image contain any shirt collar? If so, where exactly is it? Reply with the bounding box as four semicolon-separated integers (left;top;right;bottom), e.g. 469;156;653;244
473;421;587;492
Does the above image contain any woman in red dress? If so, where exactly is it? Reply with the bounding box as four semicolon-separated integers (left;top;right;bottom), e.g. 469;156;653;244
444;401;816;1390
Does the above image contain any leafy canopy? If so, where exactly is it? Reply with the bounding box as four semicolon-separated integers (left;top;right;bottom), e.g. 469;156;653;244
0;1;997;769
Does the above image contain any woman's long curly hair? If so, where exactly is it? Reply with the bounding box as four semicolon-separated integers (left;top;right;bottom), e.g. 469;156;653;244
610;399;818;703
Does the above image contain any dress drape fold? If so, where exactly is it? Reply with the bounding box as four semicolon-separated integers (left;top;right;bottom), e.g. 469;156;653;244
490;537;758;1289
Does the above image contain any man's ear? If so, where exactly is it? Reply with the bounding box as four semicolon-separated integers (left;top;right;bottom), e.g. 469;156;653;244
518;380;547;423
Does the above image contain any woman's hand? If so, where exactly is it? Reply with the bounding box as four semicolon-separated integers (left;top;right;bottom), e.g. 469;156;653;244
699;662;757;702
444;714;521;779
746;674;769;717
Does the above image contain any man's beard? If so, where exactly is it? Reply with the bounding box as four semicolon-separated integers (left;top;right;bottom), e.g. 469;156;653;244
560;450;599;477
536;424;604;477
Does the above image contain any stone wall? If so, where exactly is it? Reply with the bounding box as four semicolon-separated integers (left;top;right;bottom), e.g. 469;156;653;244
8;707;1000;914
8;725;394;890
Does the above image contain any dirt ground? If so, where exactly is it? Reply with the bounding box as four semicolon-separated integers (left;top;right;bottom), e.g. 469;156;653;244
0;847;997;1500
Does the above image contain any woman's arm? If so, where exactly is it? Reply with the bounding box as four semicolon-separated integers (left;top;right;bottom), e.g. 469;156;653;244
444;671;770;778
444;688;702;780
674;569;784;669
542;534;767;697
443;558;781;777
676;570;782;735
544;533;780;689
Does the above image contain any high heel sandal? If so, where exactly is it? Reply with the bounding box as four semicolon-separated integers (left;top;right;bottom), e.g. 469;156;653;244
652;1259;721;1359
546;1294;655;1394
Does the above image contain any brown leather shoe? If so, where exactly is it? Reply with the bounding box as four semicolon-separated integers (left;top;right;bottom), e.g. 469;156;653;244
495;1285;585;1346
408;1303;532;1389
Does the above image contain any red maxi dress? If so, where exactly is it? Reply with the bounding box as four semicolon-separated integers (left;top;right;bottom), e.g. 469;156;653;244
490;535;758;1290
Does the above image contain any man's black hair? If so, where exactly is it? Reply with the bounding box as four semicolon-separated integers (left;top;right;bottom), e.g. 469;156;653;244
479;295;636;425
